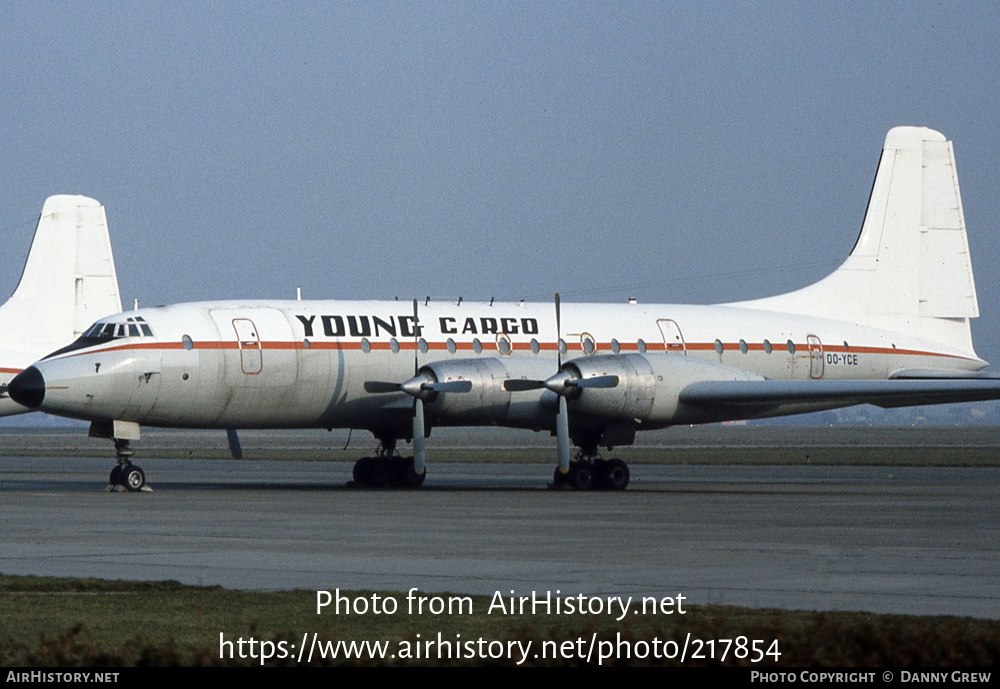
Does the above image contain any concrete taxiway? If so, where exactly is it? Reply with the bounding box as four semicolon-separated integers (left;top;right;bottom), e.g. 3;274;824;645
1;450;997;619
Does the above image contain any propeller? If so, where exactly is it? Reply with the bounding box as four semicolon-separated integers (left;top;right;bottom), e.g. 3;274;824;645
410;299;426;476
554;294;570;475
365;374;472;395
504;371;619;393
226;428;243;459
362;300;474;478
502;294;619;476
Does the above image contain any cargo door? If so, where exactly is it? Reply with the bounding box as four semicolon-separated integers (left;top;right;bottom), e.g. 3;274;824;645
657;319;687;354
808;335;824;379
232;318;262;374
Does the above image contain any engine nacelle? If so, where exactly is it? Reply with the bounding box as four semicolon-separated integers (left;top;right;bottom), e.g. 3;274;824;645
564;353;764;426
419;357;556;428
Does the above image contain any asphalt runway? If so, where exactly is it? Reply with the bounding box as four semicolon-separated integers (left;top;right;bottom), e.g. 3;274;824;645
2;450;998;619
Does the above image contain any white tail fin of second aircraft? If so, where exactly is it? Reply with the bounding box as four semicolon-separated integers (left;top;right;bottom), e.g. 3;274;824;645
733;126;979;355
0;195;122;368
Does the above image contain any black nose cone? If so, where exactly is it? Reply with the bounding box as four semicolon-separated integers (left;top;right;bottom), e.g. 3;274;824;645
9;366;45;408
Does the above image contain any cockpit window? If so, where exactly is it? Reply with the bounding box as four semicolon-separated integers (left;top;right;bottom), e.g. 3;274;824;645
82;316;154;341
45;316;156;359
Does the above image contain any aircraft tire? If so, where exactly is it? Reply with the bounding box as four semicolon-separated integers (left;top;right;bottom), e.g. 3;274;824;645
603;459;630;491
352;457;372;484
121;464;145;492
568;463;594;491
109;466;122;486
368;458;390;487
395;458;426;488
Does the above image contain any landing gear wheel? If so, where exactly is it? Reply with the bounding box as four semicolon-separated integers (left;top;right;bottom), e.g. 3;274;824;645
353;455;425;488
352;457;372;483
120;464;145;492
395;457;426;488
568;463;594;491
602;458;630;491
109;466;122;486
552;467;569;486
368;458;390;487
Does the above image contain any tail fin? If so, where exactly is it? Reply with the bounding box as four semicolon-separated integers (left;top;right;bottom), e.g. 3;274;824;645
0;195;122;364
735;126;978;353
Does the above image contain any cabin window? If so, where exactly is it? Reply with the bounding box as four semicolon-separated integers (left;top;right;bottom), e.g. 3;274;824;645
447;338;457;354
714;339;724;354
582;334;595;355
611;339;620;354
303;339;311;349
390;338;400;354
739;339;748;354
530;338;540;354
637;339;646;353
360;338;371;354
473;338;483;354
763;339;772;354
558;339;567;355
786;340;795;354
418;338;429;354
181;335;194;351
497;334;511;355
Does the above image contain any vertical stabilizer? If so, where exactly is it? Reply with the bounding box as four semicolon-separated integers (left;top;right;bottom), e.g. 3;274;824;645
0;195;122;414
732;127;978;353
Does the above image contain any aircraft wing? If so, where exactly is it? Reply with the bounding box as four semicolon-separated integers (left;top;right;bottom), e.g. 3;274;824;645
679;377;1000;410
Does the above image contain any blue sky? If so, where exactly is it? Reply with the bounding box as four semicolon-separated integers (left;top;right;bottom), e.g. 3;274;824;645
3;2;1000;361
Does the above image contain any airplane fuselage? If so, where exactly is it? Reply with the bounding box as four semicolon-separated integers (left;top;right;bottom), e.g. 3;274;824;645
25;298;984;438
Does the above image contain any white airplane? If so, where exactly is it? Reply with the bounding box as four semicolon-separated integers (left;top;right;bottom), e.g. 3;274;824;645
10;127;1000;491
0;195;122;416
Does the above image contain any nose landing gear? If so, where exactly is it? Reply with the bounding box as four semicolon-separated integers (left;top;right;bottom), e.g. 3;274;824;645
89;422;150;493
107;438;149;492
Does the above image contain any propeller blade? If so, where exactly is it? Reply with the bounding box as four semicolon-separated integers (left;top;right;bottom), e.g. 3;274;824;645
412;398;426;474
504;379;545;392
566;374;620;389
413;298;420;376
226;429;243;459
555;394;570;472
364;381;402;393
553;293;571;475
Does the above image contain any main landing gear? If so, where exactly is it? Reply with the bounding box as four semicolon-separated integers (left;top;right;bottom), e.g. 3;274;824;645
351;442;425;489
107;439;148;492
551;449;630;491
